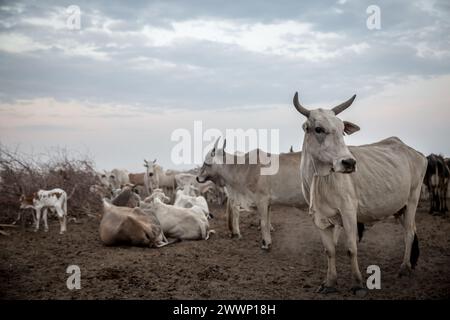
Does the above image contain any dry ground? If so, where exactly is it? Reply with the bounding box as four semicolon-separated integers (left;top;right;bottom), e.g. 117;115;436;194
0;201;449;299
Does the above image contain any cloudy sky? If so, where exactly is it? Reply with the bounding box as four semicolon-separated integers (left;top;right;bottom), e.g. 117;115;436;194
0;0;449;172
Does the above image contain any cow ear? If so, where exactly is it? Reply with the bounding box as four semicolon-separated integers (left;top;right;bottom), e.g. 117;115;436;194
302;122;308;132
343;121;360;135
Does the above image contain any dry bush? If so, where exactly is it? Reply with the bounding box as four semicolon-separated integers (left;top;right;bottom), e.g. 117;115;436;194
0;144;102;222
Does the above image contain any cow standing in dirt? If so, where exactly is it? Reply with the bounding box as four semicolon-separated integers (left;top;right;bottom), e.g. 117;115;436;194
291;91;426;294
196;140;307;248
19;188;68;234
424;154;449;214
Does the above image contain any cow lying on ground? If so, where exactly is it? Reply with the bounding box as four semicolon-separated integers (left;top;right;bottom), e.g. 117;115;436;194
19;188;68;234
100;200;171;247
176;173;227;205
111;184;141;208
143;189;214;240
174;185;212;219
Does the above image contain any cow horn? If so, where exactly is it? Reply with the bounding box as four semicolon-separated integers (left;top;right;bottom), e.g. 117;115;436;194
213;137;220;150
222;139;226;150
293;92;310;117
331;94;356;115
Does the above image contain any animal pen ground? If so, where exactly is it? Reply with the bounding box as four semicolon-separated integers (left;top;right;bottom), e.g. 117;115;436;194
1;201;449;300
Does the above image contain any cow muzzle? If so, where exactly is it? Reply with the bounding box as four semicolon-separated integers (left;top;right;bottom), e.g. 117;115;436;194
340;158;356;173
196;176;208;184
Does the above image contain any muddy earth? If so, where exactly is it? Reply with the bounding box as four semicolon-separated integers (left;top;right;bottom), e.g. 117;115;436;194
1;201;449;299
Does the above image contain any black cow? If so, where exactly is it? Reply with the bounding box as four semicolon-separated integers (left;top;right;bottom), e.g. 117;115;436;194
424;154;449;214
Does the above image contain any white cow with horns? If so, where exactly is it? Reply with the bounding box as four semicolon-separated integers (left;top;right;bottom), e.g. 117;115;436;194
292;91;427;295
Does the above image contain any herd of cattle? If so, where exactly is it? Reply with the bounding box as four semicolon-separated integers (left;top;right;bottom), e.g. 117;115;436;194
15;92;449;295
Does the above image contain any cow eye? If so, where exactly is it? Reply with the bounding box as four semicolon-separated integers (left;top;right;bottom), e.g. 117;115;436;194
315;127;325;134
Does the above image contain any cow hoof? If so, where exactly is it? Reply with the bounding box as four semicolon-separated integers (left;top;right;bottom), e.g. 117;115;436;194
44;229;49;233
316;284;338;294
398;265;412;277
60;231;65;235
34;229;39;233
230;233;242;239
261;240;271;250
351;286;368;297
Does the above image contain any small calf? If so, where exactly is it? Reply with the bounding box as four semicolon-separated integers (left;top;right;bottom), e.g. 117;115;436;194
19;188;68;234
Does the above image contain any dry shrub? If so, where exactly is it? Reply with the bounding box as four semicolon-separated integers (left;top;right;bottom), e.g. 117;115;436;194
0;144;102;222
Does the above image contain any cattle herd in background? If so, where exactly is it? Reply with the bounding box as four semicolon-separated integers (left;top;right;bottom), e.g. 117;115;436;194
16;152;449;240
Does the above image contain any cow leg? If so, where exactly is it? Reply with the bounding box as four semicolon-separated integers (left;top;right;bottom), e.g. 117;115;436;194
258;201;271;250
317;226;338;293
43;208;49;232
268;205;275;232
56;207;67;234
435;190;441;213
428;188;434;213
440;184;448;212
34;208;41;232
341;214;365;295
13;210;22;225
399;188;420;277
443;183;449;212
333;225;341;246
231;206;241;239
227;199;241;238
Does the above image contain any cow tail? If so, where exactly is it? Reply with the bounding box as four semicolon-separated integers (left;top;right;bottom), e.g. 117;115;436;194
226;199;233;232
410;233;420;269
357;222;365;242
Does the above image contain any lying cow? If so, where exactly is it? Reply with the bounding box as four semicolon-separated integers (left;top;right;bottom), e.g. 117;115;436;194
111;184;141;208
175;173;226;205
174;185;212;219
143;189;214;240
100;200;170;247
19;188;68;234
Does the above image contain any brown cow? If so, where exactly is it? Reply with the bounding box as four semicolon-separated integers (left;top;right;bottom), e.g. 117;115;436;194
100;200;171;247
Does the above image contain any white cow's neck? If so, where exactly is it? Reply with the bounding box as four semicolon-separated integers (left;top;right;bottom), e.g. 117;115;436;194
300;138;333;205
